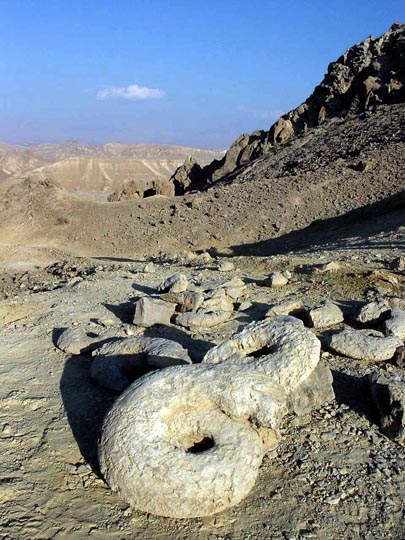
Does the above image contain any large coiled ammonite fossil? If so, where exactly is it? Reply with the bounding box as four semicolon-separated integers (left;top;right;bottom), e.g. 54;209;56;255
99;316;333;518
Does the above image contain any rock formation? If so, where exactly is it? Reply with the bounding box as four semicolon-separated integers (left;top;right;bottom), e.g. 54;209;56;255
174;23;405;190
99;317;334;518
107;177;174;201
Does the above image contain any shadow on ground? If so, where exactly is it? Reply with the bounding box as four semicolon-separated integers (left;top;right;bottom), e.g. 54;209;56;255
213;192;405;257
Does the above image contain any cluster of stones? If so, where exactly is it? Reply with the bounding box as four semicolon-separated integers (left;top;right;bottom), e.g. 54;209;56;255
133;272;245;330
263;293;405;445
55;266;405;517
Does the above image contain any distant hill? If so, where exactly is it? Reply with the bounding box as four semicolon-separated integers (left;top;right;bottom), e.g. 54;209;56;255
0;142;225;200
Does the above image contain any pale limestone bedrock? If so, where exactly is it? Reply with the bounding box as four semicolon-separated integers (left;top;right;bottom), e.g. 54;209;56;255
326;328;402;361
99;317;332;518
91;336;191;391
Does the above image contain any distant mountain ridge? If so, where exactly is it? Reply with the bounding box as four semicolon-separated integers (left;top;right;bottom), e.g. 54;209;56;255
0;142;225;199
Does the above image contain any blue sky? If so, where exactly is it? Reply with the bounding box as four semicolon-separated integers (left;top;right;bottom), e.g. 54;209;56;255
0;0;403;148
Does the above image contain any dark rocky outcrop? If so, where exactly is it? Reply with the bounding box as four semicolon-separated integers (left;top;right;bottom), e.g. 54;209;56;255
171;155;204;195
107;178;174;201
175;23;405;191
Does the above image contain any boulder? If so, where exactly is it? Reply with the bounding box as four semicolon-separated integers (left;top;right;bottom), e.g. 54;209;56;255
326;328;402;361
158;273;189;294
133;297;176;327
175;309;232;329
266;298;304;317
161;291;203;313
108;177;174;201
354;299;390;324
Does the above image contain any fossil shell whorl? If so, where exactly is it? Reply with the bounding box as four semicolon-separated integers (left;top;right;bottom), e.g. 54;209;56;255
99;317;325;518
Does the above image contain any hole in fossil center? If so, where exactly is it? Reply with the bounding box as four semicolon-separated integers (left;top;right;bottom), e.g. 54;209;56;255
246;343;278;358
186;436;215;454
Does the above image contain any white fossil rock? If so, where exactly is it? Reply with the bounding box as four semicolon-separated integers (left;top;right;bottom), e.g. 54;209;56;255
91;336;191;391
99;317;332;518
326;328;402;361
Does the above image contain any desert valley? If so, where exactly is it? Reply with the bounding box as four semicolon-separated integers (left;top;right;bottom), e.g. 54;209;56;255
0;21;404;540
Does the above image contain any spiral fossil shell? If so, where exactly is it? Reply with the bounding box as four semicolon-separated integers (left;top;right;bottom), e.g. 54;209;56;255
99;316;329;518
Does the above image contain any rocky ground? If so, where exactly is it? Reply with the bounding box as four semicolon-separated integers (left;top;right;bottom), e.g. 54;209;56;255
0;211;404;540
0;104;403;261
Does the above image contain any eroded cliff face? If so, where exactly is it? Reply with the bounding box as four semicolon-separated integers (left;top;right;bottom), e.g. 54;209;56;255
174;23;405;192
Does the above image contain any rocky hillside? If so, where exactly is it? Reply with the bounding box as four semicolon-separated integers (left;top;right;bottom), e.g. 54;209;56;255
173;23;405;192
1;103;403;259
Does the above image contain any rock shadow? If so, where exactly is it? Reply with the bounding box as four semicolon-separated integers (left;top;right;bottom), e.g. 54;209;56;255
102;299;138;324
331;369;378;423
224;192;405;257
60;354;117;473
143;324;214;363
132;282;157;295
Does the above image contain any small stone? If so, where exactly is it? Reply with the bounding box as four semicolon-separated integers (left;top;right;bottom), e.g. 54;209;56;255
143;262;156;273
319;261;341;273
267;272;288;288
307;302;344;328
158;273;189;294
238;301;253;312
325;493;342;505
218;261;235;272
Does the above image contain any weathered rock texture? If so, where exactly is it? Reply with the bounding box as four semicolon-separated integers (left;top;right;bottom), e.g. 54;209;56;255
56;326;100;355
91;336;191;391
326;328;402;361
307;302;344;328
99;317;333;518
133;297;176;327
175;23;405;190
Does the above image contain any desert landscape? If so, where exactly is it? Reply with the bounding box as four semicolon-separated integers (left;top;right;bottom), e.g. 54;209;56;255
0;16;404;540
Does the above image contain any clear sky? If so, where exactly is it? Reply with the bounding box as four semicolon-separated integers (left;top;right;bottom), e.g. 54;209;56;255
0;0;403;148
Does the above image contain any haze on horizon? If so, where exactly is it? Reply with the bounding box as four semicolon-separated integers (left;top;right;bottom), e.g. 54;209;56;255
1;0;403;149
